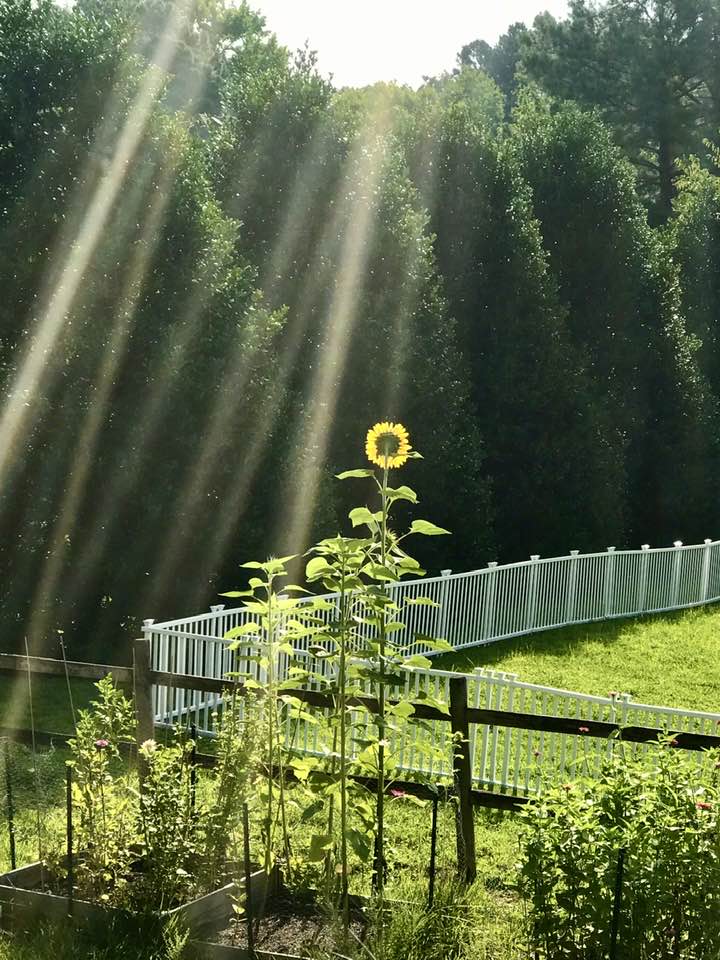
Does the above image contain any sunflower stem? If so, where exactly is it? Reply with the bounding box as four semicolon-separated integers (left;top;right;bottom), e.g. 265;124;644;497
374;463;389;911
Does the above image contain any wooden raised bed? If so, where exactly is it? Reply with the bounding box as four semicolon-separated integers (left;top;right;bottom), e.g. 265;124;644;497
0;859;275;936
190;886;373;960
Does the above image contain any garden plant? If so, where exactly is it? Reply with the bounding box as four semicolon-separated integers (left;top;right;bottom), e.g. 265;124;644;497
521;735;720;959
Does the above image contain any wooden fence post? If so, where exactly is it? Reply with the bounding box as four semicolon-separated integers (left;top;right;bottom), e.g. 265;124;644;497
449;676;476;883
133;637;154;780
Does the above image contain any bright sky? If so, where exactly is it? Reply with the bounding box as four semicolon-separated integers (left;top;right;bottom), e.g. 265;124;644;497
252;1;569;89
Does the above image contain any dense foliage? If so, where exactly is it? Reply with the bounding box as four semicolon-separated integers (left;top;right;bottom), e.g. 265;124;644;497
2;0;720;658
521;740;720;958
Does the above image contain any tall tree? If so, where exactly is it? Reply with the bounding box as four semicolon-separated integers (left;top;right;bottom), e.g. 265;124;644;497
457;22;529;112
521;0;710;221
401;92;627;559
511;93;720;541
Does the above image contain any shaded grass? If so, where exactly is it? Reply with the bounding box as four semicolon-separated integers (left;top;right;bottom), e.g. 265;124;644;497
0;915;188;959
436;604;720;712
0;674;101;734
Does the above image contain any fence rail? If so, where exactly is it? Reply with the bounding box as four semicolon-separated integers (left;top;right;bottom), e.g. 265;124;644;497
145;538;720;660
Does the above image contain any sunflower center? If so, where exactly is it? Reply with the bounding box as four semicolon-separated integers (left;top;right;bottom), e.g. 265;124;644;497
377;432;401;458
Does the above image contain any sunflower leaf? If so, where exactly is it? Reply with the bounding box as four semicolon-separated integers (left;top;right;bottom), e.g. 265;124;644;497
349;507;376;528
409;520;451;536
336;469;375;480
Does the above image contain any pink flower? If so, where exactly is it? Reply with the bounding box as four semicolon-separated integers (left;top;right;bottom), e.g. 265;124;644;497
697;801;712;811
390;789;406;798
579;726;590;734
94;739;110;750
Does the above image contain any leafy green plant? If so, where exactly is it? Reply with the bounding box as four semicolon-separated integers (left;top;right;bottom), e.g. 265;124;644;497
136;735;199;910
221;557;330;881
201;686;262;889
520;736;720;959
65;676;137;905
303;422;452;941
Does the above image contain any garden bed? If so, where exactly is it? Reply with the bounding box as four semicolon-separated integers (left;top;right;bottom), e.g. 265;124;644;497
192;886;367;960
0;858;275;936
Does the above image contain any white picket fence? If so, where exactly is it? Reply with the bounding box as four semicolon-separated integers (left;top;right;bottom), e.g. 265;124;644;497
145;537;720;793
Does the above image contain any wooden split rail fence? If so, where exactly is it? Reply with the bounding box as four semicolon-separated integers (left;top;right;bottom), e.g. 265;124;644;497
1;642;720;881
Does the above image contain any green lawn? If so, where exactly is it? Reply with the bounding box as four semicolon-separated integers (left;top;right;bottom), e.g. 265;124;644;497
436;603;720;713
0;675;102;734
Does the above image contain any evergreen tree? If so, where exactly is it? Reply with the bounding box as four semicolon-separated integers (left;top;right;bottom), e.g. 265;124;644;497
512;94;719;542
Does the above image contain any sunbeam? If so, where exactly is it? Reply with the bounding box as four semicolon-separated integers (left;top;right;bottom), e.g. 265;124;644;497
275;111;394;561
21;167;177;653
137;113;340;614
0;0;193;496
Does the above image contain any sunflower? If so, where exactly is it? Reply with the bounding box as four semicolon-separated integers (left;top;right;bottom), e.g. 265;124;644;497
365;421;411;469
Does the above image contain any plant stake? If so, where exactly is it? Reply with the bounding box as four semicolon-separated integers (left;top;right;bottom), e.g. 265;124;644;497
3;739;16;870
609;846;626;960
66;764;74;916
428;792;439;908
242;801;255;954
190;722;197;813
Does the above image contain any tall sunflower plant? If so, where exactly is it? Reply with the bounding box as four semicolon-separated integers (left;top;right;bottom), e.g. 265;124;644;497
303;422;454;934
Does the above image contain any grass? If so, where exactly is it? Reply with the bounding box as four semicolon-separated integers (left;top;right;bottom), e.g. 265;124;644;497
0;674;106;734
437;604;720;712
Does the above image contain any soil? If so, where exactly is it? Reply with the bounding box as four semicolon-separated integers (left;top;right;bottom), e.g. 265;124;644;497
213;889;366;957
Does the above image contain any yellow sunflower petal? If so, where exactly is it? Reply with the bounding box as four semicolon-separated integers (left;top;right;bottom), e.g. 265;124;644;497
365;421;412;469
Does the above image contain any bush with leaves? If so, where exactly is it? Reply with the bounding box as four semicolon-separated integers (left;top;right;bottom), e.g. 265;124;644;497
520;736;720;959
200;688;263;890
65;676;137;905
135;736;200;910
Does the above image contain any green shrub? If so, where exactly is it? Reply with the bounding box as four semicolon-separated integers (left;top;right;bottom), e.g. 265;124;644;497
520;737;720;959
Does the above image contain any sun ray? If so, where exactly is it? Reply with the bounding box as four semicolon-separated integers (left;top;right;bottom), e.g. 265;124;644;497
274;107;395;561
0;0;193;497
20;165;179;658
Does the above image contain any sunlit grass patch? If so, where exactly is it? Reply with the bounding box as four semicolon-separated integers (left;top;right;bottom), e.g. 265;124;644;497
437;603;720;711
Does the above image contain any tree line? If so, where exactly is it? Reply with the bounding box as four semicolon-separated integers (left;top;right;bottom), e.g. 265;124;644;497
1;0;719;657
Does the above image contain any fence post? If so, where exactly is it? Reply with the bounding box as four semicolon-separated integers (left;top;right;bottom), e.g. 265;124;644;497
436;569;452;645
637;545;650;612
701;539;713;602
603;547;616;617
133;637;154;781
481;562;498;641
449;676;476;883
210;603;225;638
526;556;540;630
565;550;580;623
671;541;683;606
